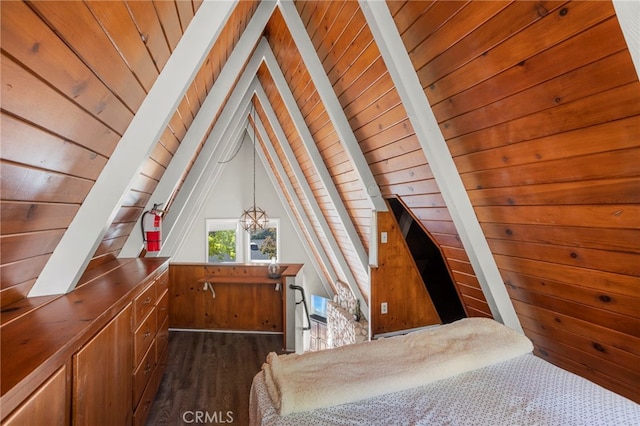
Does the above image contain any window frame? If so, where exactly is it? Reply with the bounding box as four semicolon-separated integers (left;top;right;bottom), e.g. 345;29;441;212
205;218;279;263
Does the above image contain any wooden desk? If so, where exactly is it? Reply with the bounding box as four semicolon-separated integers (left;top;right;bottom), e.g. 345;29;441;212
170;263;303;350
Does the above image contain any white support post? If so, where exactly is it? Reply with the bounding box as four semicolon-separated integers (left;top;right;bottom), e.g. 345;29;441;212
120;0;277;257
360;0;523;333
261;41;371;295
29;0;237;296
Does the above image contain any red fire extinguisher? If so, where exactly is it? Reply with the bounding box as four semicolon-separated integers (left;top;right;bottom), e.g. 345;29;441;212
142;203;163;252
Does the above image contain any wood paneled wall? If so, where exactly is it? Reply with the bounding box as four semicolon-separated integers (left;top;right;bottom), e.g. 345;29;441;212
0;1;258;307
389;0;640;402
287;0;492;319
169;263;284;332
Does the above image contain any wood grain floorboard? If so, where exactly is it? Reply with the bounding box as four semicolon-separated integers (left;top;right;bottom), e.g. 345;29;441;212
146;331;283;426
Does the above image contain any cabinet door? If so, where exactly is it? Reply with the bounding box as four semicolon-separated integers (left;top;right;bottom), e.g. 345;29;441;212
73;304;133;426
3;366;67;425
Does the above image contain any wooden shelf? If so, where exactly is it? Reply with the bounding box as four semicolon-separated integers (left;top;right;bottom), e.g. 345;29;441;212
197;275;282;285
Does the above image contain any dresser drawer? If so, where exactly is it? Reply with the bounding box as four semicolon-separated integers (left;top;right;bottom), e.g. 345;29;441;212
134;309;157;365
155;271;169;301
133;282;156;327
155;315;169;358
156;290;169;326
133;342;156;407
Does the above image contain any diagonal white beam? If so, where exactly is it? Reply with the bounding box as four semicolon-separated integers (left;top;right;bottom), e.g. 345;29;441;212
157;39;272;256
278;1;387;213
254;82;366;309
253;103;332;294
29;0;237;296
120;0;277;257
159;97;252;257
360;0;523;333
261;40;371;289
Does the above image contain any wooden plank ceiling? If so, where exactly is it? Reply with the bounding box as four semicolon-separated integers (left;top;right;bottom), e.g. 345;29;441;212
1;0;638;402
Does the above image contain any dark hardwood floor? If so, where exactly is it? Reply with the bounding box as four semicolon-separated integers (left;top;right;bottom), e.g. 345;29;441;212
146;331;283;426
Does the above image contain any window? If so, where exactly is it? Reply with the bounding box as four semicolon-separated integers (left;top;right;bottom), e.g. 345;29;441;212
247;221;278;262
206;218;279;263
206;219;239;262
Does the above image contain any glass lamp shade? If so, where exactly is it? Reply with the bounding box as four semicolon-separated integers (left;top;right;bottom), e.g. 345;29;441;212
240;206;268;233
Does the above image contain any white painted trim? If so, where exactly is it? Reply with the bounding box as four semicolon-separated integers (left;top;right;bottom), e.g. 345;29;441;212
254;83;339;297
157;37;270;256
28;1;237;296
278;0;387;213
120;0;277;257
360;0;523;333
261;41;371;304
252;74;370;314
613;0;640;79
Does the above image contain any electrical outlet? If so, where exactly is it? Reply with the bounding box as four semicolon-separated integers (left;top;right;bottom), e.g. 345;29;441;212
381;232;388;243
381;302;388;314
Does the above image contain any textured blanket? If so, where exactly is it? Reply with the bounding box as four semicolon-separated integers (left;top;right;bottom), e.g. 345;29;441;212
262;317;533;416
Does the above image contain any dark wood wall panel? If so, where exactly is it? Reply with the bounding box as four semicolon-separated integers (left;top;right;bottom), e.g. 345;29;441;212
393;0;639;401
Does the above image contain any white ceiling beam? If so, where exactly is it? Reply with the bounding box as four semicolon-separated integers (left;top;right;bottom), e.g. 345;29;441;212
360;0;523;333
28;0;237;296
278;1;386;213
253;82;348;302
261;39;371;295
157;37;270;256
159;95;252;257
120;0;277;257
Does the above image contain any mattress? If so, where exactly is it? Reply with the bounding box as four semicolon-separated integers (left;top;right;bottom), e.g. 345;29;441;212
250;353;640;425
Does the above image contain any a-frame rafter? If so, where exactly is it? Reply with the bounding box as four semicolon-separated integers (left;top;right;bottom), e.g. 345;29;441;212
360;0;523;333
120;0;277;257
29;0;237;296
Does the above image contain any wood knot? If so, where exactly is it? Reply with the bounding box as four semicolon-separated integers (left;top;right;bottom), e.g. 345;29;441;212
570;252;578;259
598;294;612;303
505;228;513;236
592;342;606;353
559;7;568;16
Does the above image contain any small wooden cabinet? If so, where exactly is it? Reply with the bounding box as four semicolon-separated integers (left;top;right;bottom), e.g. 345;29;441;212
2;366;67;426
73;304;133;425
309;316;327;351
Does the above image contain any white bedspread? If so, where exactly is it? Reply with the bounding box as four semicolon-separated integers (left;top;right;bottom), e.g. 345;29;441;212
261;318;532;416
250;353;640;425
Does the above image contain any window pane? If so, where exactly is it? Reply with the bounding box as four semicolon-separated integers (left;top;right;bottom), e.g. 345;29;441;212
249;227;277;261
208;230;236;262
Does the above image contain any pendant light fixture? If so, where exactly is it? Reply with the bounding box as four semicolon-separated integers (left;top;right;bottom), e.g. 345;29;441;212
240;101;268;233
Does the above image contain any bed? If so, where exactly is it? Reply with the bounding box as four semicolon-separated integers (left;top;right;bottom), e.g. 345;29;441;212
249;318;640;425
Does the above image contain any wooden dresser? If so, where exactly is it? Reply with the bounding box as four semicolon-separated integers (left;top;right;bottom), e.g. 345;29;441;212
0;258;169;426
